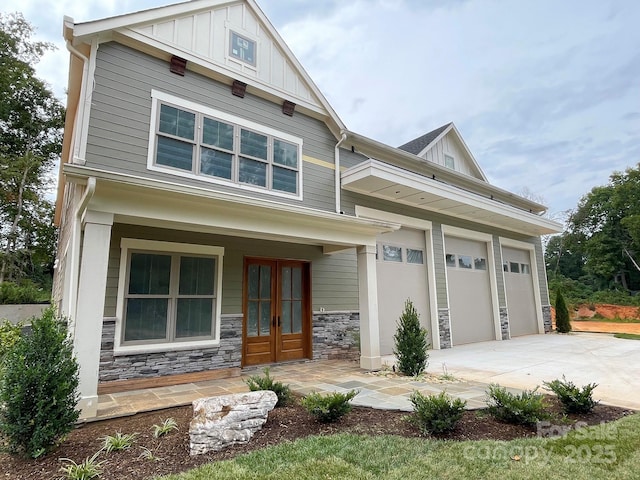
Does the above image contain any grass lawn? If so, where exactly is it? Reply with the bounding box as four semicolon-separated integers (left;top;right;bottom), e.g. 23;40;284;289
156;413;640;480
575;316;640;323
614;333;640;340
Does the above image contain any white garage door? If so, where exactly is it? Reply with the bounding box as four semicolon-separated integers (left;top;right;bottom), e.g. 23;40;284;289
376;228;431;355
445;236;495;345
502;246;539;337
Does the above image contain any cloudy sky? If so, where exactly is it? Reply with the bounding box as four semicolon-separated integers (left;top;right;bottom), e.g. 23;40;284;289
4;0;640;219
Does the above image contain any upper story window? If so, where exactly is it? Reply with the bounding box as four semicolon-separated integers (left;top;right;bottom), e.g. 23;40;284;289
229;31;256;66
444;154;455;170
149;91;303;200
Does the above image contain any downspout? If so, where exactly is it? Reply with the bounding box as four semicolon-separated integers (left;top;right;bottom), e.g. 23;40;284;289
334;131;348;214
66;40;89;165
68;177;97;332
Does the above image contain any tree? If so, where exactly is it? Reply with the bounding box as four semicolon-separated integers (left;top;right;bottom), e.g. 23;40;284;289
554;290;571;333
564;165;640;292
393;299;429;376
0;13;64;286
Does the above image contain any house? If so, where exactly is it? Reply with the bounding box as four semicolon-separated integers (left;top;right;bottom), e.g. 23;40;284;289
52;0;562;419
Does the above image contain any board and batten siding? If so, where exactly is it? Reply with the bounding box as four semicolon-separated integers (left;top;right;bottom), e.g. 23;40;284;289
85;42;338;212
103;224;359;319
421;133;476;178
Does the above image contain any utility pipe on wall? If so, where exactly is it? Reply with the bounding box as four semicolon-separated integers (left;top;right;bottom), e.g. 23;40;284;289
334;132;348;214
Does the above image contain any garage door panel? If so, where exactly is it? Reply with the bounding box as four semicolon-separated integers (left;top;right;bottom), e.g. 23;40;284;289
377;228;431;355
503;246;538;337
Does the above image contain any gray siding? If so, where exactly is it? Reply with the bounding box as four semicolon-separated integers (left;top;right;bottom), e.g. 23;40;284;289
533;236;550;303
493;234;507;307
104;223;358;318
432;222;448;308
86;42;337;212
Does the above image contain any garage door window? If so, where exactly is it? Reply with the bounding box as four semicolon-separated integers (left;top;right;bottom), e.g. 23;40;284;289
509;262;520;273
474;257;487;270
382;245;403;262
458;255;472;269
407;249;424;265
447;253;487;272
521;264;530;274
446;254;456;267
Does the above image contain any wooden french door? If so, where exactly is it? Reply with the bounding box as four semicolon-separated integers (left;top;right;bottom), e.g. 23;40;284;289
242;258;311;366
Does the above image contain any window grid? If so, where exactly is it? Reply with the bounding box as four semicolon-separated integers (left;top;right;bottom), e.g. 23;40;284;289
123;251;217;345
446;253;487;272
154;101;300;195
378;244;425;265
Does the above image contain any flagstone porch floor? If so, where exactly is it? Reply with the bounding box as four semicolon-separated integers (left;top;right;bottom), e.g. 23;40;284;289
94;360;497;421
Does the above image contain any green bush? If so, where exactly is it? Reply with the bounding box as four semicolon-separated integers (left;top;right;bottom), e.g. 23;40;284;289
0;320;22;364
393;299;429;376
0;281;46;305
409;391;466;435
0;307;80;457
486;384;548;426
300;390;358;423
555;290;572;333
245;367;293;407
543;376;599;414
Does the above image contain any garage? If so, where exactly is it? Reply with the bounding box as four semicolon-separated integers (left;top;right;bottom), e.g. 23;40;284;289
376;228;431;355
445;235;495;345
502;246;540;336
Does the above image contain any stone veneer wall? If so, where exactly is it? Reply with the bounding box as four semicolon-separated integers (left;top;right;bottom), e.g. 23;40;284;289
437;308;452;349
542;305;552;333
98;315;242;382
312;311;360;361
499;306;510;340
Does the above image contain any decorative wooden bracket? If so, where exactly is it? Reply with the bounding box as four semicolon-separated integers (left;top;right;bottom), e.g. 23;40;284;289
169;56;187;76
282;100;296;116
232;80;247;98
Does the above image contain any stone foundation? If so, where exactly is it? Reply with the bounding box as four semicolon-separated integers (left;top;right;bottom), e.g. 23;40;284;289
438;308;452;349
312;311;360;361
98;315;242;382
500;306;510;340
542;305;552;333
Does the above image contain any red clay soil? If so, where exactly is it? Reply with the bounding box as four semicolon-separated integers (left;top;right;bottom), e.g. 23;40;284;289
551;304;640;334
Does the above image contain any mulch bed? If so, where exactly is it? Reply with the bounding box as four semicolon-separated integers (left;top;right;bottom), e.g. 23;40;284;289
0;397;633;480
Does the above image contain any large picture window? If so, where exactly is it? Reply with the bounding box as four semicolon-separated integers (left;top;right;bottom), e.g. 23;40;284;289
116;239;224;354
149;91;303;199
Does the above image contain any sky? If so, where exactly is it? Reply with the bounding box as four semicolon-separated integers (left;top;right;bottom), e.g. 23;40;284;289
3;0;640;220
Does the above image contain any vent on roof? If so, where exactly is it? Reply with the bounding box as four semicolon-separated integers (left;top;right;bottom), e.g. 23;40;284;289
282;100;296;116
232;80;247;98
169;56;187;76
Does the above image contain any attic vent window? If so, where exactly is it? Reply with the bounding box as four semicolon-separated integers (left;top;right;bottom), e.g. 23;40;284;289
229;31;256;66
444;154;455;170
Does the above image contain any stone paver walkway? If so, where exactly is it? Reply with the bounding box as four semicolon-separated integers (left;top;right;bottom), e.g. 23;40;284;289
95;360;494;421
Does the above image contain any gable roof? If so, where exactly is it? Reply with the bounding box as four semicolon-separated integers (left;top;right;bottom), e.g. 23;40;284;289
398;122;488;182
398;123;451;155
63;0;346;137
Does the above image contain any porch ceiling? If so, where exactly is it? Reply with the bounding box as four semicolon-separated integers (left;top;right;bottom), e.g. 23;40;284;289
341;160;562;236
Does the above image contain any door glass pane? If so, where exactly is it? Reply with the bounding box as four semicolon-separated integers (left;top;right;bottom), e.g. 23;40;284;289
474;257;487;271
272;166;297;194
260;266;271;298
202;117;234;150
260;301;271;335
156;136;193;171
239;157;267;187
510;261;520;273
200;148;232;180
176;298;212;338
281;300;291;334
179;257;215;295
407;249;424;265
159;104;195;140
248;265;259;298
446;253;456;268
247;301;258;336
129;253;171;295
383;245;402;262
273;139;298;168
240;129;267;159
292;301;302;334
124;298;168;341
292;267;302;299
521;264;531;274
281;267;291;300
458;255;473;269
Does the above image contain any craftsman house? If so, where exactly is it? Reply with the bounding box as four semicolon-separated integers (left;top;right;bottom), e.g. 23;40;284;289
53;0;562;418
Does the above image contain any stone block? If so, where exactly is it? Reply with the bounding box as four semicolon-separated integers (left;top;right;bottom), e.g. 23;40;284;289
189;391;277;455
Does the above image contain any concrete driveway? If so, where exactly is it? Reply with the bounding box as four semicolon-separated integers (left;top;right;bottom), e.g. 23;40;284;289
391;332;639;410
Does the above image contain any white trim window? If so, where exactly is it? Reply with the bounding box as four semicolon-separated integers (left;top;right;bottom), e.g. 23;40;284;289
148;91;303;200
115;239;224;355
444;154;455;170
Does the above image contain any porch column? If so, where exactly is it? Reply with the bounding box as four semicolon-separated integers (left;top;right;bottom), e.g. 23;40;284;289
74;211;113;419
357;244;381;370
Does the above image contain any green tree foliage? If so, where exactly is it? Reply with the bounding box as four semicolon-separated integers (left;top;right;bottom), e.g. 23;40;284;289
0;307;80;457
555;290;571;333
0;13;64;289
393;299;429;376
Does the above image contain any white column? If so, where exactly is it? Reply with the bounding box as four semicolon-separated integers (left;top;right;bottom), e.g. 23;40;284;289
357;244;381;370
74;211;113;419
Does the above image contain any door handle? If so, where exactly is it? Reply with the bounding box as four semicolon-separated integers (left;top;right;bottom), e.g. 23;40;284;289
272;316;276;328
277;316;281;327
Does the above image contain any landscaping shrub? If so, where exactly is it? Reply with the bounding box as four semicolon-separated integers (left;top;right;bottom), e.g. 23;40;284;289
245;367;293;407
555;290;572;333
301;390;358;423
486;384;548;426
0;320;22;363
393;299;429;376
543;376;599;414
409;391;466;434
0;307;80;457
0;280;44;304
